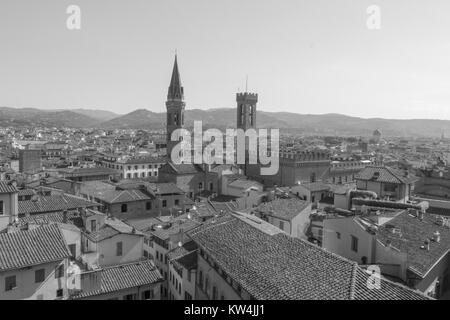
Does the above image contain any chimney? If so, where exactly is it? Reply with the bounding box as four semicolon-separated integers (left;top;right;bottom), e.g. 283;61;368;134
425;239;430;251
433;231;441;243
62;210;68;224
418;211;424;221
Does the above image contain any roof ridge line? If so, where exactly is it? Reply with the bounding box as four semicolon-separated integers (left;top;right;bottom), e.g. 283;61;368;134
349;262;358;300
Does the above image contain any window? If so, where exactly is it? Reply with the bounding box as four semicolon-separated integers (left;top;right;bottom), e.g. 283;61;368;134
205;276;210;293
35;269;45;283
90;220;96;232
185;291;192;300
336;232;341;239
55;265;64;279
351;235;359;252
209;182;213;191
0;200;3;215
175;199;179;206
116;242;123;256
212;286;218;300
56;289;63;298
279;221;284;230
146;202;152;210
121;204;127;213
5;276;16;291
162;200;167;208
142;290;154;300
198;270;203;287
187;270;191;282
198;182;203;191
127;173;131;179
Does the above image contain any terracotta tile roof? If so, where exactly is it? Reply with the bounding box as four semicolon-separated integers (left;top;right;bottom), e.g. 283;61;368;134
19;210;84;228
355;166;419;184
255;198;310;221
85;217;142;242
17;188;36;197
0;224;71;272
160;162;204;175
0;181;18;194
18;194;98;215
71;260;163;299
59;167;118;177
353;268;429;300
121;156;166;165
188;214;429;300
92;189;153;204
299;182;331;192
151;218;200;241
377;211;450;278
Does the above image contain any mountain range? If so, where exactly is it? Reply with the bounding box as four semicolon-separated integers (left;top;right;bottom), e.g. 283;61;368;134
1;106;449;137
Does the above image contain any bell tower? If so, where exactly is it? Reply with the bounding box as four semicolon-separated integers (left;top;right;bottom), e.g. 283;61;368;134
236;92;258;175
236;92;257;131
166;55;185;158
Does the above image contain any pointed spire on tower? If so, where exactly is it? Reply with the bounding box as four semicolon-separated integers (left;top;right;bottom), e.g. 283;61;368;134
167;54;184;101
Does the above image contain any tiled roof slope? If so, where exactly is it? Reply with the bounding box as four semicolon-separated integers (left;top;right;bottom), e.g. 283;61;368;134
19;210;84;228
71;260;163;299
256;198;310;221
355;166;419;184
377;211;450;278
0;224;71;272
18;194;98;215
0;181;18;194
92;189;153;204
188;214;429;300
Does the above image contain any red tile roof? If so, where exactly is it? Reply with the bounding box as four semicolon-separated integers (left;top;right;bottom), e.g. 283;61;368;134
0;181;18;194
70;260;163;299
188;214;429;300
0;224;71;272
18;194;98;215
377;211;450;278
355;166;419;184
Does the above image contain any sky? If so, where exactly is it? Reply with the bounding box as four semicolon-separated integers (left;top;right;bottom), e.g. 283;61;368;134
1;0;450;119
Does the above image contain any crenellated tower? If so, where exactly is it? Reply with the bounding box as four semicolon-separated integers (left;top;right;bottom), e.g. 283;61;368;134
236;92;258;131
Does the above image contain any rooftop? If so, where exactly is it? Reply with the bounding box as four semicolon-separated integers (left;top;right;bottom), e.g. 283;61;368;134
0;181;18;194
377;210;450;278
188;214;429;300
355;166;419;185
18;194;98;216
255;198;310;221
0;224;71;272
70;260;163;299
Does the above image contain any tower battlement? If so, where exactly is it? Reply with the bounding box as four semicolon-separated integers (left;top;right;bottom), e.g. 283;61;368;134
236;92;258;102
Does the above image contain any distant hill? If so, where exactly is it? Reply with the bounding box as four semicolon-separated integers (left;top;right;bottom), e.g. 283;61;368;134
100;109;164;129
99;108;450;137
0;107;100;128
2;106;450;137
71;109;119;122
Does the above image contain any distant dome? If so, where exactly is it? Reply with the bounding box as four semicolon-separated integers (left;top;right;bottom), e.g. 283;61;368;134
373;129;382;137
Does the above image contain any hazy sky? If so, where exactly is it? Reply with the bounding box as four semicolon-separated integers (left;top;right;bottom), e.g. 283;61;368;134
1;0;450;119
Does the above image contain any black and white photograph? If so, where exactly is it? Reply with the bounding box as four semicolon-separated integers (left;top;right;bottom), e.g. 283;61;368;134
0;0;449;306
